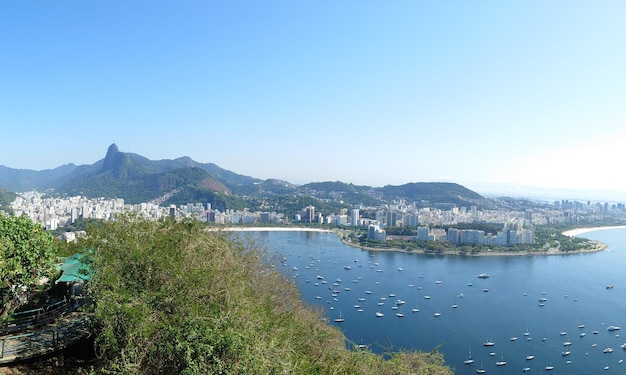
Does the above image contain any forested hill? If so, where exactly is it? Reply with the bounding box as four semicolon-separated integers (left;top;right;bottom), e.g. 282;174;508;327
0;144;491;211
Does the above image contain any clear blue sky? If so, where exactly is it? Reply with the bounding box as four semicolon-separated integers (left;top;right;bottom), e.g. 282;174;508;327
2;1;625;197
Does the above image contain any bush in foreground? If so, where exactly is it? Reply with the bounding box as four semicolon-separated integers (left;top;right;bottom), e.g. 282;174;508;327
79;214;451;374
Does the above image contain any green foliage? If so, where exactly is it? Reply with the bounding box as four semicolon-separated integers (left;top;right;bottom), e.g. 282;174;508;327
0;214;57;317
379;182;489;208
81;214;451;374
0;187;16;212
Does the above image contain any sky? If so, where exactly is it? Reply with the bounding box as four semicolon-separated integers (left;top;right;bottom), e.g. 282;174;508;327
2;1;626;199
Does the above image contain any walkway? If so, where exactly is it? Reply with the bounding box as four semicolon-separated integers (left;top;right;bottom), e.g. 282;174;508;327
0;312;93;364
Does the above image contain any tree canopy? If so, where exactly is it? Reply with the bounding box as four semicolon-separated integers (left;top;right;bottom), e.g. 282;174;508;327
0;214;57;317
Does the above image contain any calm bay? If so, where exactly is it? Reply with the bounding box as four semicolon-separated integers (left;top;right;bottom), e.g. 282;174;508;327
247;228;626;374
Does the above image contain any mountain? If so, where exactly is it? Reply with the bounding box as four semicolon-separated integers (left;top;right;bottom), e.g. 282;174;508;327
0;144;490;212
378;182;489;209
0;163;78;192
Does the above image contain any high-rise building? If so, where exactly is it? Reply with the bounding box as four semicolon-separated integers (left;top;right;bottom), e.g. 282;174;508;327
351;209;360;226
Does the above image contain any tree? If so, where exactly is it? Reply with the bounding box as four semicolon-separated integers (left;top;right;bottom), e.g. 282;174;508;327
0;214;57;318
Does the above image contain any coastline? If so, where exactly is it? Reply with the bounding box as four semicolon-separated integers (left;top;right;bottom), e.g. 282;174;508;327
216;226;332;233
562;225;626;237
214;225;620;257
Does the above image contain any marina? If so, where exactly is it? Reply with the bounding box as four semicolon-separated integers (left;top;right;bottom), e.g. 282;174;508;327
251;227;626;374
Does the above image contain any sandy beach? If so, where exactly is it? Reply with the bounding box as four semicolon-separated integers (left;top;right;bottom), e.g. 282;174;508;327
214;225;618;257
562;225;626;237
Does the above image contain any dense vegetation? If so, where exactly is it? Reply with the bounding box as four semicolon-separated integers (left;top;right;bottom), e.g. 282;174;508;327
76;215;451;374
0;215;57;317
0;188;16;212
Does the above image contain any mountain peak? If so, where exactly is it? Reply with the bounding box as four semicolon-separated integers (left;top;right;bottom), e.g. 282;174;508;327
102;143;122;171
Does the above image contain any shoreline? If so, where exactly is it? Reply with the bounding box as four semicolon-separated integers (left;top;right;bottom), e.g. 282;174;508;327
215;225;622;257
562;225;626;237
216;226;332;233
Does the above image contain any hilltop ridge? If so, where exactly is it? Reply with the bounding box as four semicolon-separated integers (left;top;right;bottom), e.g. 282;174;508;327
0;144;490;211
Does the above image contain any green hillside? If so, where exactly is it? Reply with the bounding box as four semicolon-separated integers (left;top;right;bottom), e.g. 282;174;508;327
77;215;452;374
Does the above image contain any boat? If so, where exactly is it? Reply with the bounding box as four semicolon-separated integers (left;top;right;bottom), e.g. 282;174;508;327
560;331;567;336
620;343;626;349
563;341;572;346
545;365;554;370
424;295;431;299
375;312;384;317
510;337;518;341
483;340;495;347
464;349;474;364
343;265;351;270
603;347;613;353
476;362;486;374
580;332;586;337
434;312;442;317
608;326;620;331
495;354;506;366
411;308;420;313
435;280;442;284
577;324;585;328
477;273;490;279
482;288;489;293
334;310;344;323
395;312;404;317
396;299;406;305
606;284;614;289
562;351;571;356
522;367;530;372
526;355;534;360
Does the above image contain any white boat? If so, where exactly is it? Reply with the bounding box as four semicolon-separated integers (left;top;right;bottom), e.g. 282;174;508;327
411;308;420;313
396;299;406;305
510;337;518;341
334;311;344;323
526;354;534;360
620;343;626;349
395;312;404;317
483;340;495;347
523;368;530;372
495;354;506;366
424;295;431;299
563;341;572;346
463;349;474;364
434;312;441;317
375;312;384;317
603;347;614;353
562;351;570;356
545;365;554;370
608;326;621;331
477;273;490;279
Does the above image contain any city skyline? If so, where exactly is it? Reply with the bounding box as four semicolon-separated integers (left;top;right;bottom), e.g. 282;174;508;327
2;1;625;198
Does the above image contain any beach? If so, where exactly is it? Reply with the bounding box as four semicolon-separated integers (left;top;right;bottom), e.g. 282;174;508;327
214;225;617;256
562;225;626;237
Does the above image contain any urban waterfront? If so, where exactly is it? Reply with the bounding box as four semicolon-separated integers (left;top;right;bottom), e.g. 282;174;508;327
249;228;626;374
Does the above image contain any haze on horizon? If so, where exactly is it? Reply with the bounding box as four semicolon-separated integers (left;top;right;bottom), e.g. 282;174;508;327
2;1;625;199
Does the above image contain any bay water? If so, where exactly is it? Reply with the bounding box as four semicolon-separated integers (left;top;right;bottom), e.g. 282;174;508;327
248;228;626;374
